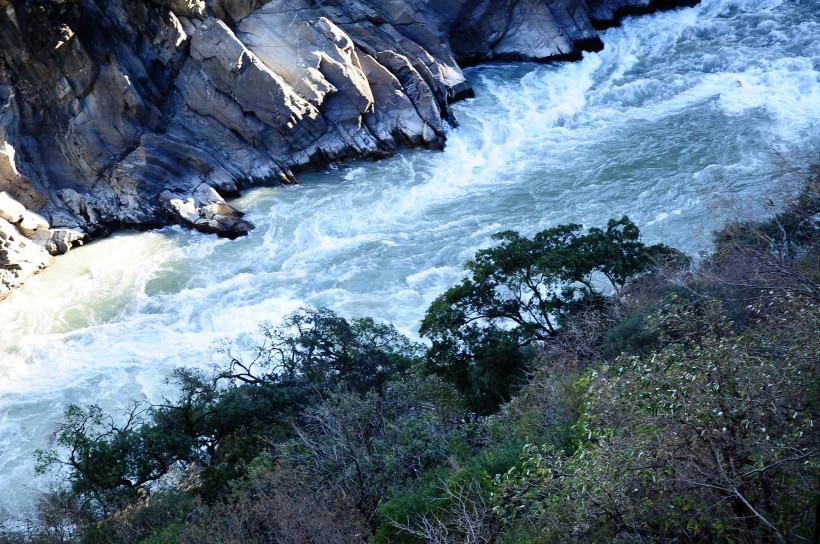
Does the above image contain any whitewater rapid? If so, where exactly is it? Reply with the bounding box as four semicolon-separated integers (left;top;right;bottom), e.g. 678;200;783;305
1;0;819;521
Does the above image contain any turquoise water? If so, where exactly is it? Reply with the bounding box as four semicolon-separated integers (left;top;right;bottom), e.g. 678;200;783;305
1;0;819;520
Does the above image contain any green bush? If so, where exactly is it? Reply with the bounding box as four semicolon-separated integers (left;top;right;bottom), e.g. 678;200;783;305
598;313;659;360
420;217;673;414
35;308;424;515
497;295;820;543
375;448;520;544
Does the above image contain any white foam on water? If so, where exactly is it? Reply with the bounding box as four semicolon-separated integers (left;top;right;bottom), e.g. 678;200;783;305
2;0;820;521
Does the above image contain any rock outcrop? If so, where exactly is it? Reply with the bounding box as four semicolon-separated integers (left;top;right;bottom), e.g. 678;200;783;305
0;0;696;299
0;190;86;294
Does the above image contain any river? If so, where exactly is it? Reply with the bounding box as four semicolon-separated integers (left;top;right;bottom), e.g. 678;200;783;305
1;0;819;521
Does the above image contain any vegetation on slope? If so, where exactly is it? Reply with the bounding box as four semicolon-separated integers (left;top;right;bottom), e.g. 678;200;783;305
2;174;818;544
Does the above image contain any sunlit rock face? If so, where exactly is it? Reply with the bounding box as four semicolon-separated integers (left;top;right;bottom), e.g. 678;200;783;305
0;0;692;296
0;190;86;298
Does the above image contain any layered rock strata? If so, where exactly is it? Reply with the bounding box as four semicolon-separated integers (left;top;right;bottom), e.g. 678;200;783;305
0;0;696;299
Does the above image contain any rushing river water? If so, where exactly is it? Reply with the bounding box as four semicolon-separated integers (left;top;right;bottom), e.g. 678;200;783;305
1;0;819;521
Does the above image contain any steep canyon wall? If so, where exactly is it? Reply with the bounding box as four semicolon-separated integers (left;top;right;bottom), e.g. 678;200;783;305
0;0;694;297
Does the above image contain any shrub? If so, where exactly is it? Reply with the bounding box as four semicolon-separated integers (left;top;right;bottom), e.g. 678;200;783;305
420;217;675;413
497;295;820;543
34;308;424;516
284;373;467;521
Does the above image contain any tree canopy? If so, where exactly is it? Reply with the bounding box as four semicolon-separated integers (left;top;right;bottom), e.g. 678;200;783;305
35;307;424;513
419;216;677;413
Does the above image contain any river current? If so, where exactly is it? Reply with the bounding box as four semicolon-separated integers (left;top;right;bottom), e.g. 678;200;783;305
1;0;819;521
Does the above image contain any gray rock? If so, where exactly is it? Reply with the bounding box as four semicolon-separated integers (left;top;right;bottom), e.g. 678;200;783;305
0;190;26;224
0;0;698;296
0;215;51;299
146;0;207;19
0;191;87;298
206;0;264;24
16;210;49;237
47;228;87;255
159;185;254;238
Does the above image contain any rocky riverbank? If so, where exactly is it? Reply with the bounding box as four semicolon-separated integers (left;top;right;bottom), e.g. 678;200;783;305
0;0;697;299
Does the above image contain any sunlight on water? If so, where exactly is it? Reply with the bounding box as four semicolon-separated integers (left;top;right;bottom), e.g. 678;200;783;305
1;0;819;520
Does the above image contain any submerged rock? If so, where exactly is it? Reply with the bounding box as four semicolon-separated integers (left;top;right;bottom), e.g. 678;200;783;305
0;0;697;297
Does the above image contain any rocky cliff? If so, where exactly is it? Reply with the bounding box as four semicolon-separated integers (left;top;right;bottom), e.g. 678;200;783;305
0;0;695;298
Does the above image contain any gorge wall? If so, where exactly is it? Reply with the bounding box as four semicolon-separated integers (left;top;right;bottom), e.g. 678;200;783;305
0;0;695;298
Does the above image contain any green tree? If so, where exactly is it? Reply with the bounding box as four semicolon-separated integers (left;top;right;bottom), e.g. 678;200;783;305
222;307;422;394
420;217;673;414
35;308;423;515
35;369;223;514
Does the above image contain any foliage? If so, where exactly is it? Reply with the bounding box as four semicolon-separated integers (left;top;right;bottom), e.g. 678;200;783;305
18;200;818;544
376;447;521;544
387;472;499;544
598;312;659;360
497;294;820;543
35;402;180;514
196;464;369;544
0;486;97;544
484;354;583;455
420;216;675;413
284;373;468;522
221;307;422;394
706;169;820;307
80;490;201;544
34;308;423;516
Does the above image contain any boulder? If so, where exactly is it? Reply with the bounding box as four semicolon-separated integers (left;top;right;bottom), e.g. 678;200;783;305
159;185;254;238
0;191;87;298
0;216;51;299
17;210;49;237
47;228;87;255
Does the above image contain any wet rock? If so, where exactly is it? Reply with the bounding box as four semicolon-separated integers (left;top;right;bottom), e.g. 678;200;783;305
0;0;699;295
0;208;49;299
0;191;87;298
159;185;254;238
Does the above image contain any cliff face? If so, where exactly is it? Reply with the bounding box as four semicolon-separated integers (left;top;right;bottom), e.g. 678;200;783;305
0;0;692;297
